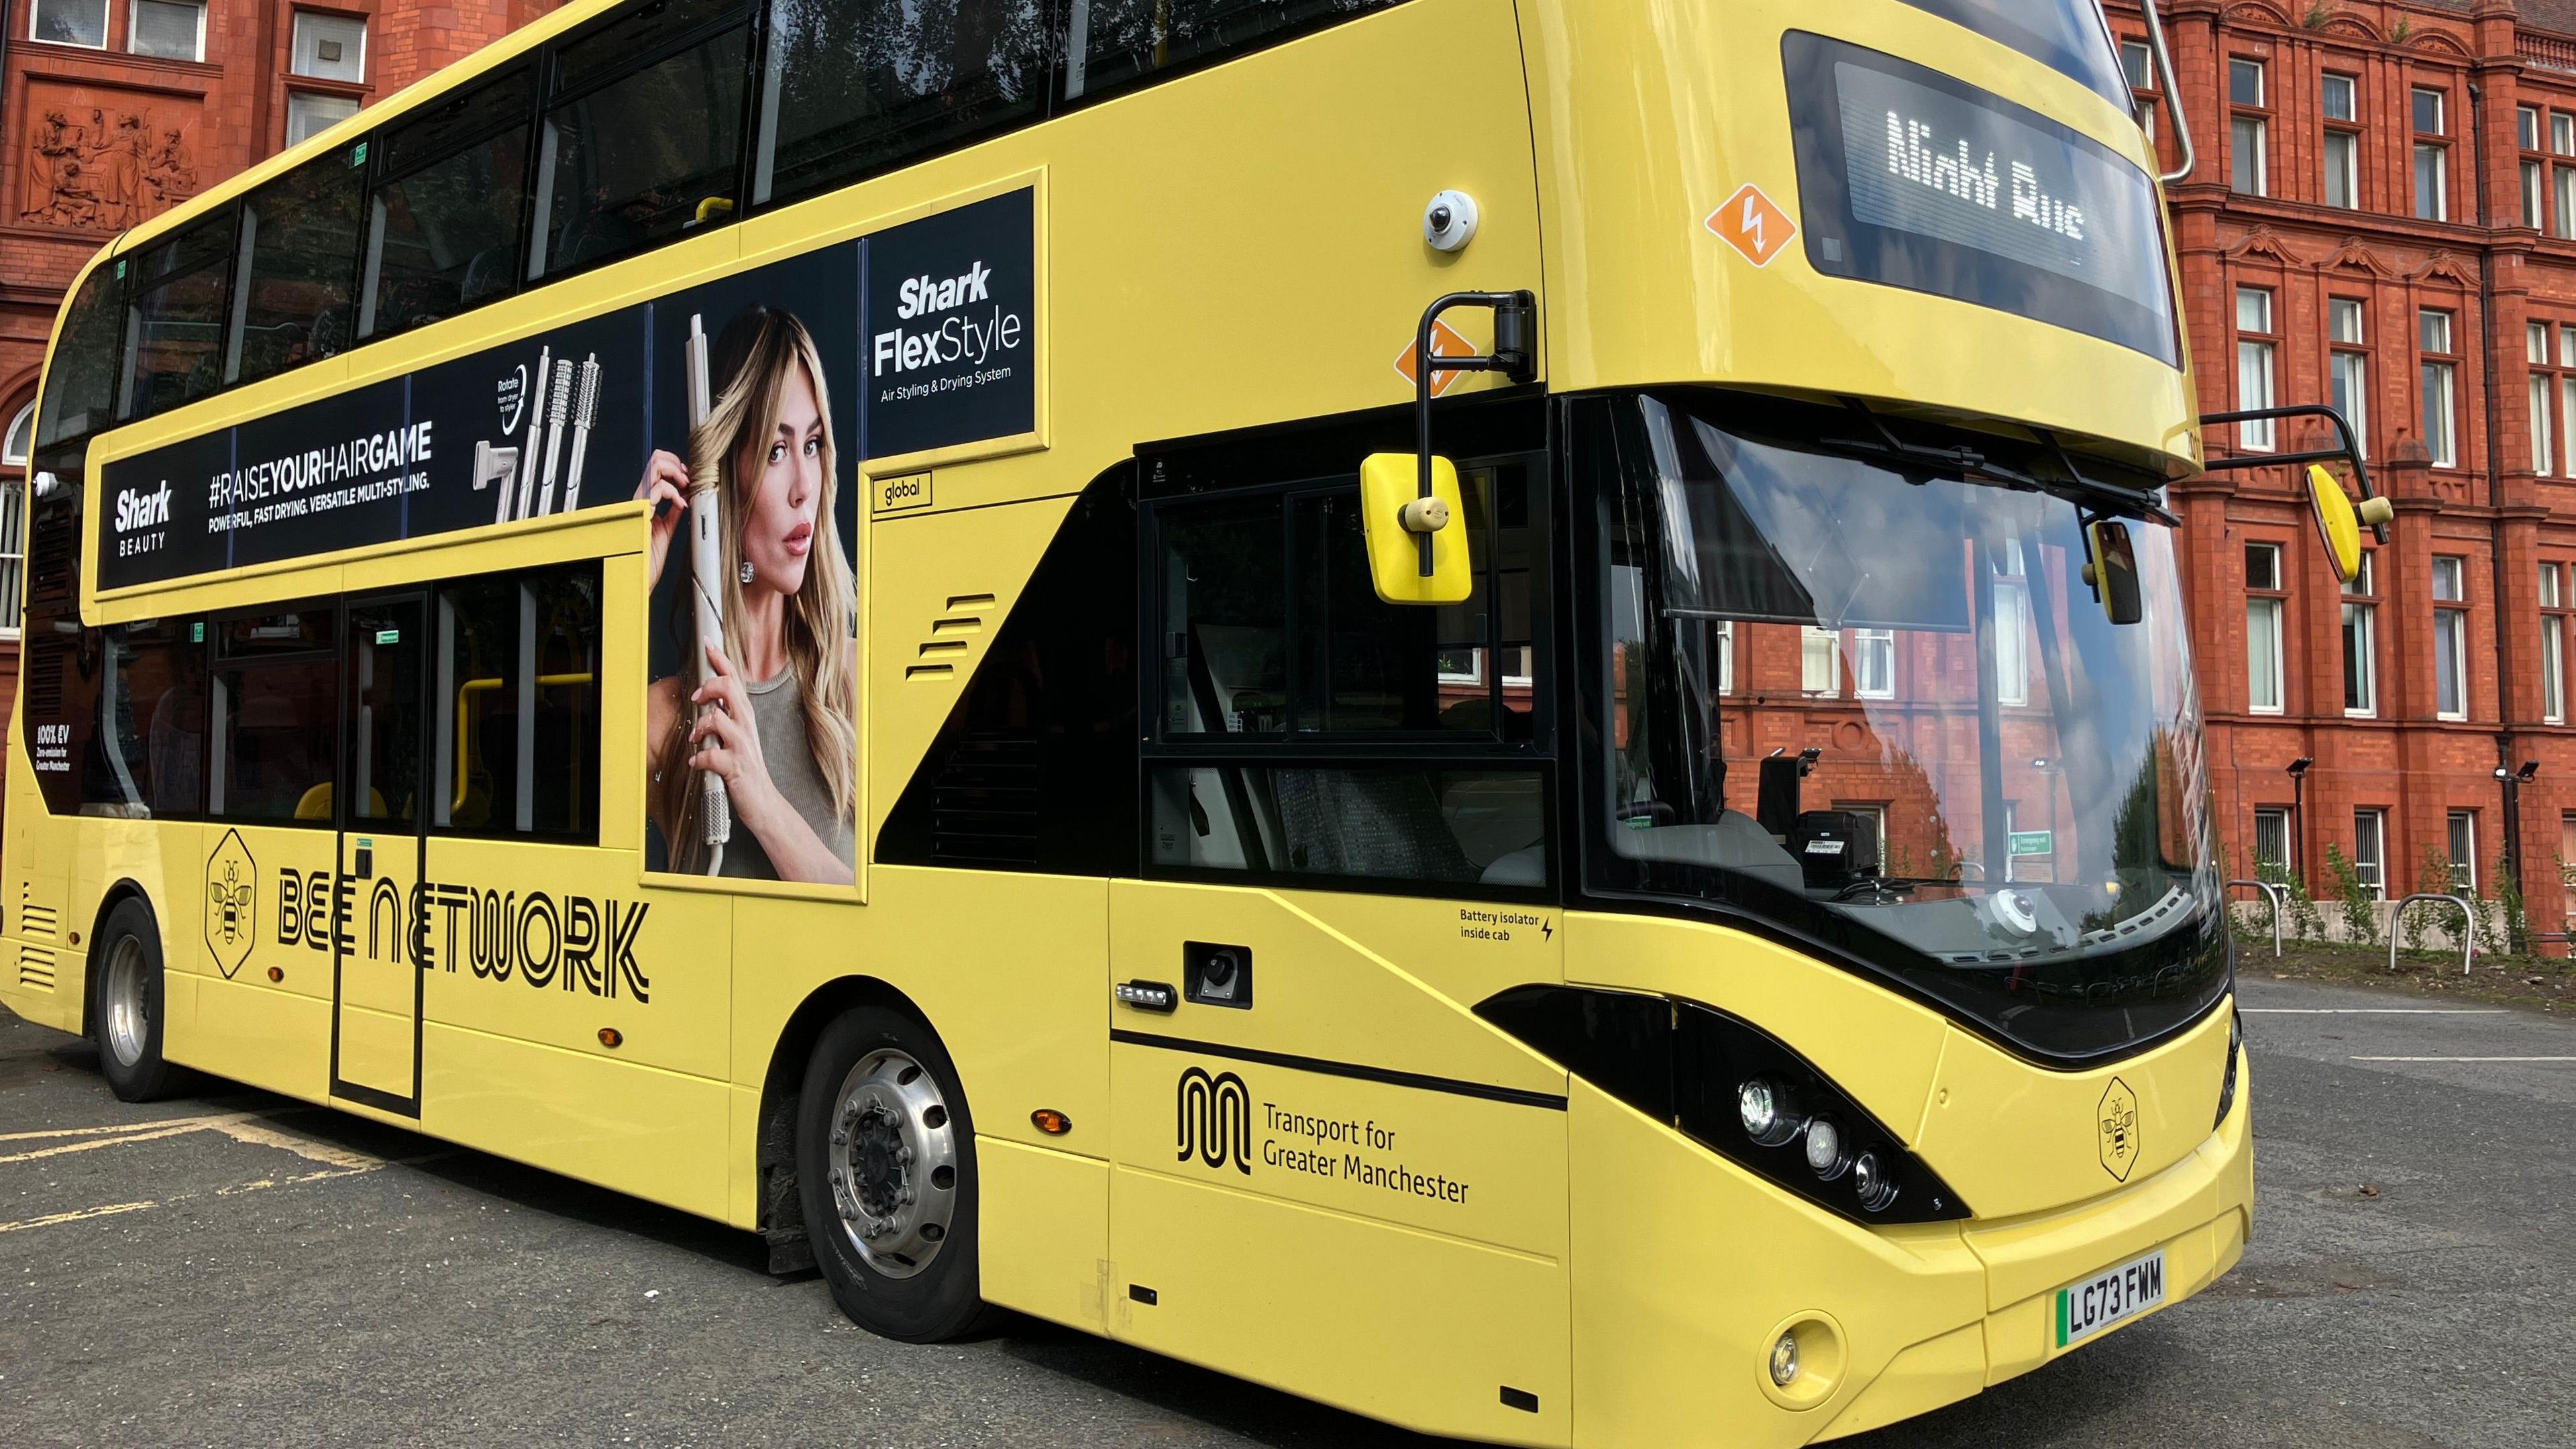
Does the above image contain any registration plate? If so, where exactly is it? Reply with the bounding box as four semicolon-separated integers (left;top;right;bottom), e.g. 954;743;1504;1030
2054;1248;2165;1348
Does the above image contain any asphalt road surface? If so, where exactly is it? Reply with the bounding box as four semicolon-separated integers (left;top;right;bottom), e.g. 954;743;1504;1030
4;975;2570;1448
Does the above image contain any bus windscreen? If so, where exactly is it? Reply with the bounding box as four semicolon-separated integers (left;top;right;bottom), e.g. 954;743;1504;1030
1783;32;2177;365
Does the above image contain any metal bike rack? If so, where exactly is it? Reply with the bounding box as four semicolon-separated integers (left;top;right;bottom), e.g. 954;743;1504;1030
2389;894;2477;976
2227;879;2285;959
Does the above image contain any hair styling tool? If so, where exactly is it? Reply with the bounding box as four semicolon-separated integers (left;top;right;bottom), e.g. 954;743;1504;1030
686;314;731;871
562;354;602;511
510;344;551;525
537;356;574;516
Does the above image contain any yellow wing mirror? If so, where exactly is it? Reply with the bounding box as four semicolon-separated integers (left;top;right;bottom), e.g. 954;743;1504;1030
2305;463;2395;586
1359;452;1472;604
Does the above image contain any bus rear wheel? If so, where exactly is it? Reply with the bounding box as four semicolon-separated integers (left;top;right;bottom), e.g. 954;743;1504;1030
92;898;178;1102
796;1004;990;1342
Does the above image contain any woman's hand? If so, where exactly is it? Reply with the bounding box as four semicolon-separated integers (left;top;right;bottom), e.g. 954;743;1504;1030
687;641;782;829
635;450;692;594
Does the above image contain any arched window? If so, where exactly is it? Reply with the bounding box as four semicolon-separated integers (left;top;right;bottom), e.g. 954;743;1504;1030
0;399;30;640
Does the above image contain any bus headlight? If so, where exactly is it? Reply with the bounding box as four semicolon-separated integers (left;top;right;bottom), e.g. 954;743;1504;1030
1738;1076;1801;1146
1803;1116;1849;1180
1475;987;1974;1226
1768;1331;1801;1386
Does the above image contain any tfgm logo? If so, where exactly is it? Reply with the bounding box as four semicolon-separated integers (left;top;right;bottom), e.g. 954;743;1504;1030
1175;1066;1251;1175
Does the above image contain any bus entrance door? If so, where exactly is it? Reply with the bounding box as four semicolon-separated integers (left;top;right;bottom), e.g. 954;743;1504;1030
329;594;431;1116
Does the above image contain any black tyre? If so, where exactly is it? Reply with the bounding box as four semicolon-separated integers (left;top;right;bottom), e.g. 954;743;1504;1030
796;1003;990;1342
91;898;178;1102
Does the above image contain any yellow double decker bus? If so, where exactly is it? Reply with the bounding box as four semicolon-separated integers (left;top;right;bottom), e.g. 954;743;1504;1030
3;0;2357;1442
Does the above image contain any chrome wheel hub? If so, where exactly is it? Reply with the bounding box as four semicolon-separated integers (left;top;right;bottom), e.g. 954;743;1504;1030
826;1048;957;1279
103;935;148;1069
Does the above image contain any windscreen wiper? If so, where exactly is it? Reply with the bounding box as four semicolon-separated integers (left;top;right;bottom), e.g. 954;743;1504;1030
1825;398;2181;527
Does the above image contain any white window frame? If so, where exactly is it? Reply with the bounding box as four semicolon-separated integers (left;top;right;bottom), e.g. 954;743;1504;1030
2342;597;2376;717
2247;541;2286;715
2353;808;2387;900
284;90;362;148
290;9;369;81
2544;563;2567;726
2420;309;2459;468
1715;621;1733;696
28;0;109;48
2253;808;2291;873
1801;626;1839;698
2434;555;2469;721
2;402;30;466
2232;115;2269;197
1993;537;2030;707
2534;322;2555;476
127;0;205;62
2237;286;2277;451
2447;810;2477;894
1854;628;1896;700
0;400;28;643
2330;299;2368;459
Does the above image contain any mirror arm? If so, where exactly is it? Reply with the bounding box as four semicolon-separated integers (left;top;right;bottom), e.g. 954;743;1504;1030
1411;290;1537;575
2198;404;2387;542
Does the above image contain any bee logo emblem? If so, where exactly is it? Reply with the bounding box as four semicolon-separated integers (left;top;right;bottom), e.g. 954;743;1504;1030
2097;1077;2141;1182
203;830;257;979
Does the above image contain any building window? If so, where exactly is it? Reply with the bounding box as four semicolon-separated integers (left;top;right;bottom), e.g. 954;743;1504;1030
2247;541;2286;714
2420;309;2458;468
2329;298;2368;458
2121;38;2157;144
2414;85;2449;221
1801;626;1839;697
2237;286;2277;450
2556;113;2576;239
2434;555;2469;720
284;92;359;147
2544;561;2568;725
1715;619;1733;695
2354;808;2386;899
2534;323;2557;476
129;0;202;60
28;0;107;48
2343;551;2377;716
1992;534;2030;706
2253;808;2290;873
2447;810;2477;893
0;400;27;643
1855;629;1895;700
2230;58;2268;197
290;9;367;80
2323;74;2359;209
2523;105;2546;229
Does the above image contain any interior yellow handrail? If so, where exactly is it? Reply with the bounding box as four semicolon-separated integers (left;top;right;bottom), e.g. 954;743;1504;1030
453;673;596;812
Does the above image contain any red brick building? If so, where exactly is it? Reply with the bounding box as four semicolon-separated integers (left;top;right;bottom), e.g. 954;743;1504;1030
0;0;557;709
2102;0;2576;941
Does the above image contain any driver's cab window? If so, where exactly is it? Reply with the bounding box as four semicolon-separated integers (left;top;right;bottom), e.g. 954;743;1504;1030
1148;453;1548;894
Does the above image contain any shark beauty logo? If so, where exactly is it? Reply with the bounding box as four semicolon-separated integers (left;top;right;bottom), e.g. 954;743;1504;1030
1175;1066;1251;1175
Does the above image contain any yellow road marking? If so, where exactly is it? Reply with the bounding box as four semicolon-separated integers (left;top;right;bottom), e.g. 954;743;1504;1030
0;1113;248;1144
0;1120;237;1165
0;1201;155;1233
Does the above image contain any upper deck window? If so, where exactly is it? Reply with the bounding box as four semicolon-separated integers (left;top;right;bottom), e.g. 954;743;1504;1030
533;0;752;279
1783;33;2177;364
1890;0;2131;111
119;213;238;423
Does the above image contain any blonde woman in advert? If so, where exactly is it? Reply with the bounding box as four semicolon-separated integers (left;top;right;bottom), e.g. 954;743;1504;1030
636;305;859;884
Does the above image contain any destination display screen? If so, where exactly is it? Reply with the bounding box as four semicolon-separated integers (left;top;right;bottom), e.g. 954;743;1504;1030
1784;32;2177;364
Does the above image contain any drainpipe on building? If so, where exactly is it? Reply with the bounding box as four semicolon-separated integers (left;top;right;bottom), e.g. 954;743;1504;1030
2471;80;2523;928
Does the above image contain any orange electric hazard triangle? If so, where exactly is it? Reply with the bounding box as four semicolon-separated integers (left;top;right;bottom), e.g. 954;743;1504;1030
1707;184;1797;267
1394;319;1478;398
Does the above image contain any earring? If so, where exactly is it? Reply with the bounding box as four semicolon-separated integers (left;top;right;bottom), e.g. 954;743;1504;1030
739;561;756;584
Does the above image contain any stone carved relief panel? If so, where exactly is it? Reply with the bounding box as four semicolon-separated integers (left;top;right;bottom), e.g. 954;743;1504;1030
17;80;203;231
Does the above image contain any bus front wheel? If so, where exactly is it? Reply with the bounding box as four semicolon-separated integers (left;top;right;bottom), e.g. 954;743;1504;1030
796;1004;991;1342
91;898;178;1102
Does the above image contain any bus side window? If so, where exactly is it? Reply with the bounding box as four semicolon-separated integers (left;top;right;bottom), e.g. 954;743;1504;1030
36;264;124;451
751;0;1051;209
361;67;536;342
534;0;752;280
210;608;339;826
229;148;368;386
1065;0;1406;103
83;617;208;820
433;564;602;841
120;213;239;423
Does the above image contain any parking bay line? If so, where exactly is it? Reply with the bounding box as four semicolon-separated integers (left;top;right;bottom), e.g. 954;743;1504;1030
2349;1056;2576;1063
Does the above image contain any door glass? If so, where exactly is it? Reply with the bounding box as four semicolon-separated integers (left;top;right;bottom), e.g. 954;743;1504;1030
345;598;426;826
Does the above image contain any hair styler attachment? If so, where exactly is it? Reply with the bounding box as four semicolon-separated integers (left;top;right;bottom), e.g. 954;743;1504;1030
562;354;602;511
510;344;551;525
537;356;574;515
686;314;731;871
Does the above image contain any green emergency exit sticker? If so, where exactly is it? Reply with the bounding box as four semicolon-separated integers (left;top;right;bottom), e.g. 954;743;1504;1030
2009;831;2054;857
351;141;368;168
190;623;203;642
376;628;399;645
